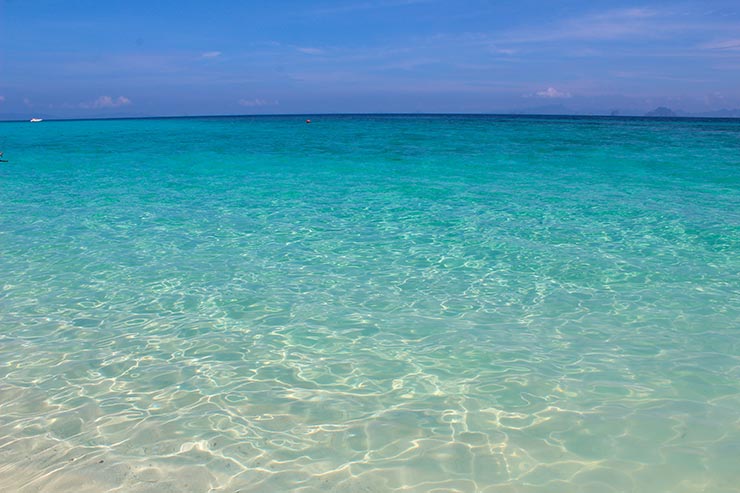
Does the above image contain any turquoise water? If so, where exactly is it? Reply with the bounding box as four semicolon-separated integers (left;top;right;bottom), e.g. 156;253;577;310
0;115;739;492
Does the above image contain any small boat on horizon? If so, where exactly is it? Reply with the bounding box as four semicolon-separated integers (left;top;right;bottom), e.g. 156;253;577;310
30;118;43;123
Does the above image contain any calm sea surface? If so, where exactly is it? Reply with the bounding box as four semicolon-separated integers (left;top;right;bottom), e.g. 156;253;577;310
1;115;739;492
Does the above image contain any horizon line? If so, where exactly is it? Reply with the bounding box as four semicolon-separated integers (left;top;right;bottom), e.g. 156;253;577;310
2;111;740;124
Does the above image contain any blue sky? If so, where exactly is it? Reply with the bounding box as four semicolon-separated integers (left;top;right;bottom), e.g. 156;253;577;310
1;0;740;118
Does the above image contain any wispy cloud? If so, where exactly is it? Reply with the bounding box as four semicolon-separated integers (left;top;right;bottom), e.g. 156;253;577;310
0;96;5;103
310;0;432;16
80;95;132;109
201;51;222;58
536;87;572;98
503;8;661;44
296;47;325;55
417;7;740;63
376;57;438;70
494;7;740;50
489;47;517;55
700;39;740;51
238;98;278;107
612;70;711;83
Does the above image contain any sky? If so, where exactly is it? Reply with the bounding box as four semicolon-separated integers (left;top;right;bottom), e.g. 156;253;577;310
1;0;740;118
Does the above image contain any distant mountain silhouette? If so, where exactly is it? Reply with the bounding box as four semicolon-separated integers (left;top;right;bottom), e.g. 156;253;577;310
645;107;677;117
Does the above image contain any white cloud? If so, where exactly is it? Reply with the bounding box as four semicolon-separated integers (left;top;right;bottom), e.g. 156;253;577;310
80;96;132;109
238;98;278;107
0;96;5;103
500;8;662;44
296;47;325;55
700;39;740;51
201;51;222;58
536;87;572;98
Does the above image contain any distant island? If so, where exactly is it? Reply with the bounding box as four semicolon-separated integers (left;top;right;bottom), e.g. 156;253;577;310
645;107;677;117
3;107;740;122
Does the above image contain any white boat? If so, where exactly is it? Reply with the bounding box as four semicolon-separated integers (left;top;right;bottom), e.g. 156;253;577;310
30;118;43;123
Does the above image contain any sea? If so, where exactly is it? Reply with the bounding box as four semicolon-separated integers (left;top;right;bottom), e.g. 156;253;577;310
1;115;739;492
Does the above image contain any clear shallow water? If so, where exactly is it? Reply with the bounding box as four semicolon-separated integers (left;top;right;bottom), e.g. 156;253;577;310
0;115;739;492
